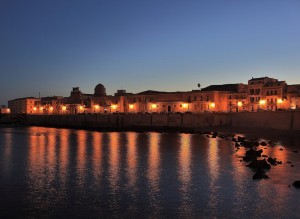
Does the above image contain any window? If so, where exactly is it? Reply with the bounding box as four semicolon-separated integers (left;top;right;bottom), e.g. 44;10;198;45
200;96;203;101
194;96;197;101
275;90;277;95
206;96;209;101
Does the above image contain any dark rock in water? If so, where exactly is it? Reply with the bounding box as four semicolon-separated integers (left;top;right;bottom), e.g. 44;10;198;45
247;159;271;170
211;132;218;138
246;148;263;157
253;171;269;180
243;148;263;162
241;141;259;148
206;135;210;138
235;142;240;148
293;150;298;153
293;181;300;188
237;136;246;142
279;148;283;151
291;165;295;167
232;137;237;142
262;155;268;157
260;141;267;146
287;161;292;164
267;157;278;165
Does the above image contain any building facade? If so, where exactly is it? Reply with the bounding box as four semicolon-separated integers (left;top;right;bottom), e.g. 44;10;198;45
7;77;300;114
8;97;41;114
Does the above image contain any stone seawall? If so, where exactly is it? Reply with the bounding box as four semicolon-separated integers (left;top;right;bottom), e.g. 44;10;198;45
10;111;300;132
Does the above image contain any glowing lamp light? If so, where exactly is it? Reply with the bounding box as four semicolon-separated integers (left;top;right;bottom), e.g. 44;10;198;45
278;99;283;104
151;104;157;109
40;107;43;111
237;101;242;107
210;103;215;108
49;106;53;111
62;106;67;111
129;104;134;109
94;105;99;109
33;107;37;111
80;106;84;110
7;109;10;113
182;103;188;108
111;105;117;109
259;100;266;105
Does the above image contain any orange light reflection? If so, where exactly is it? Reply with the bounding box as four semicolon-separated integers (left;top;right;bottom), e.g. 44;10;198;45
207;138;220;214
147;132;160;214
92;132;103;184
127;132;137;187
108;132;120;192
77;130;87;187
178;133;193;217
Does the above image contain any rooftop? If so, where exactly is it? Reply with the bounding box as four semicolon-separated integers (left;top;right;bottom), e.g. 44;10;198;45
201;84;241;92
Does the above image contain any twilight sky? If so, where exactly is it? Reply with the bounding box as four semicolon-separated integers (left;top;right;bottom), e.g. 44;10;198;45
1;0;300;105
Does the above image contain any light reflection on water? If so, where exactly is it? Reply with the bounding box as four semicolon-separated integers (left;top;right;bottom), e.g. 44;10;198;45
178;134;193;218
147;132;161;217
0;126;300;218
207;138;220;217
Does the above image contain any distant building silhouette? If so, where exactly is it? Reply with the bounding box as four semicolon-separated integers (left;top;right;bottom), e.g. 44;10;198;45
7;77;300;114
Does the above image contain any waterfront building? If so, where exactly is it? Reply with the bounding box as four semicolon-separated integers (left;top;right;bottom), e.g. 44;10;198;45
247;77;287;111
7;77;300;114
0;106;10;114
34;96;64;114
287;85;300;110
8;97;40;114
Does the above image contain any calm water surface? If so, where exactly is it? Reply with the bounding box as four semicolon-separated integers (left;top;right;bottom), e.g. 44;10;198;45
0;126;300;218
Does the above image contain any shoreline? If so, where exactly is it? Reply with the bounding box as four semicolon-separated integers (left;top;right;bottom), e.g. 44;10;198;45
1;112;300;145
1;122;300;146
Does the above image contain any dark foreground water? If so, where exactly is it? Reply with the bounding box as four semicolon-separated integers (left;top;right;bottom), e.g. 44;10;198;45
0;126;300;218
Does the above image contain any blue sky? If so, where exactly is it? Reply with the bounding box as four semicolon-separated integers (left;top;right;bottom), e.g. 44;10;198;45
1;0;300;105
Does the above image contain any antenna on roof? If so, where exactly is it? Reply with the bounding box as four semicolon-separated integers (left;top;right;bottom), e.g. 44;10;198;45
197;83;201;88
39;92;40;98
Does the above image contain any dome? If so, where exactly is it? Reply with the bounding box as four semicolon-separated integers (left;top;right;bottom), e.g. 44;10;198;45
94;83;106;96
